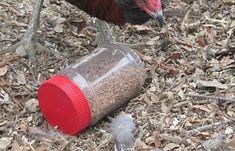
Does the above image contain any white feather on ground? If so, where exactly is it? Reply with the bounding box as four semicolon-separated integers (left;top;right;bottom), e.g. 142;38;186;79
110;112;136;151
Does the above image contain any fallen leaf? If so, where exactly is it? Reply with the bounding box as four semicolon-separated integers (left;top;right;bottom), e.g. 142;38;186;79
191;68;205;82
0;92;10;103
133;25;152;31
10;141;23;151
146;36;160;46
160;64;180;76
197;132;211;139
149;93;161;103
197;79;228;89
18;122;28;133
165;52;182;61
226;109;235;118
25;98;39;113
204;26;217;43
225;126;234;135
192;105;211;112
36;145;48;151
0;137;12;150
16;72;26;85
161;101;172;114
228;137;235;149
178;90;185;100
163;143;180;151
196;35;207;47
54;25;64;33
0;66;8;76
135;138;150;150
152;131;161;148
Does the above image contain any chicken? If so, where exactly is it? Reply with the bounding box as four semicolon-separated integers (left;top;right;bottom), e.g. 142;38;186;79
67;0;164;25
0;0;164;63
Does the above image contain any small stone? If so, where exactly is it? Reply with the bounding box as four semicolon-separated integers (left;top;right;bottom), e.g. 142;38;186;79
48;69;55;73
25;98;39;113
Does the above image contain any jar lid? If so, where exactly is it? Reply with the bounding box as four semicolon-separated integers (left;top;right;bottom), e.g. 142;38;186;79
38;75;91;135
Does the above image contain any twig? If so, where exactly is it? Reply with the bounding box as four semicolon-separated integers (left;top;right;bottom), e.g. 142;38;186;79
205;16;228;24
160;133;188;145
185;120;234;136
185;94;235;103
173;101;191;108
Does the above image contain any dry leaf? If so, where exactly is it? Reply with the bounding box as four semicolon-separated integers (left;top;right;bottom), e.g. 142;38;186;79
149;93;161;103
161;101;172;113
152;131;161;148
226;109;235;118
163;143;180;151
166;53;182;61
54;25;64;33
197;79;228;89
18;122;28;133
225;126;233;135
0;137;12;150
204;26;217;43
160;64;180;76
146;36;160;46
191;68;205;81
135;138;150;150
133;25;151;31
25;98;39;113
192;105;211;112
197;132;211;139
178;90;185;100
11;141;23;151
228;137;235;149
196;35;207;47
16;72;26;85
0;66;8;76
35;145;48;151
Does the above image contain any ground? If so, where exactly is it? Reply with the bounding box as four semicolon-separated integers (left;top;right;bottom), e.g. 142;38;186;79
0;0;235;150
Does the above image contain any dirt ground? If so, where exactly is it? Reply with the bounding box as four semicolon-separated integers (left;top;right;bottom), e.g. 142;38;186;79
0;0;235;150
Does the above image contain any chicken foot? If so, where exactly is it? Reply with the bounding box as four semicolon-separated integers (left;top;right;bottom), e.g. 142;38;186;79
0;0;53;63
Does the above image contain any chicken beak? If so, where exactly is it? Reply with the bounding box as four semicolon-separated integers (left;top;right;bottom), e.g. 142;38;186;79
153;9;164;27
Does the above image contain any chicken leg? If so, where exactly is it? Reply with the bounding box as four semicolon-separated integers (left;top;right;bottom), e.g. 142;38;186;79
0;0;44;63
94;19;114;46
94;19;142;50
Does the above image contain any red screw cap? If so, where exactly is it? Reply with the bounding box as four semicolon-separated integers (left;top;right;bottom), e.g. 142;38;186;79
38;75;91;135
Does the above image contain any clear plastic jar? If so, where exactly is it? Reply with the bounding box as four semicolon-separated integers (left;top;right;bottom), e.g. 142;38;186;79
38;43;146;135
